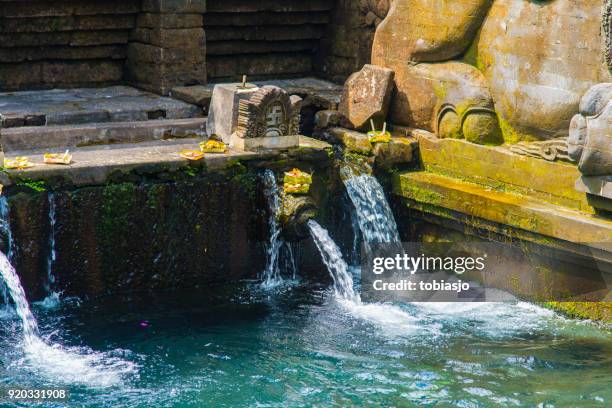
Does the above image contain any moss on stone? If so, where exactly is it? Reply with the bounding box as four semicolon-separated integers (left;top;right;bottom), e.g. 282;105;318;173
545;302;612;324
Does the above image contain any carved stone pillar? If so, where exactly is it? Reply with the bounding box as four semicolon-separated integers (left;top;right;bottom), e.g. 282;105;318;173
126;0;207;95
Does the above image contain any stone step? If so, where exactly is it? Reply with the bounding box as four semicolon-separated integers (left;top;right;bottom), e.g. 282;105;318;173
0;86;203;128
393;170;612;254
1;118;206;153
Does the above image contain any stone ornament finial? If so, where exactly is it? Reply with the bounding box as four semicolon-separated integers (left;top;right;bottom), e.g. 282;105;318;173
235;86;302;140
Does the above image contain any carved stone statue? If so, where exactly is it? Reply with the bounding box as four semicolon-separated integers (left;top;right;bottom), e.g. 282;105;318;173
372;0;612;145
231;86;302;150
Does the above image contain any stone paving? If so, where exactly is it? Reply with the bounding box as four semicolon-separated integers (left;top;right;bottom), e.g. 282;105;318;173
0;86;202;128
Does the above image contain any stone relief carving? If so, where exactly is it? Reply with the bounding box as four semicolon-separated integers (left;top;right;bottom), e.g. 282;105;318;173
235;86;302;139
509;138;571;162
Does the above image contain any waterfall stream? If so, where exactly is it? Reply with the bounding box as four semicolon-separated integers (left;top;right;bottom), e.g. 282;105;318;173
0;196;14;306
0;251;40;346
40;192;60;307
308;220;358;302
261;170;285;287
342;170;401;249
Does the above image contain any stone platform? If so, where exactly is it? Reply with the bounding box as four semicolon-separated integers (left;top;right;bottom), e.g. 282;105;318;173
0;86;202;128
0;136;331;188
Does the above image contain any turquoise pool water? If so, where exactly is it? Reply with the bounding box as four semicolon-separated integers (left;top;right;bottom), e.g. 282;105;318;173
1;278;610;407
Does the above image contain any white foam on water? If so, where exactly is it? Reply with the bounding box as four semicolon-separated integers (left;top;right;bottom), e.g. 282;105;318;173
17;337;138;388
0;250;138;388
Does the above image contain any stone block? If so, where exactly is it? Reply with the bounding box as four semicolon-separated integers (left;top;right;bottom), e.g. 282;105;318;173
206;83;260;143
130;27;205;48
70;30;130;46
127;59;207;95
339;64;394;131
127;42;205;63
0;46;126;63
170;86;212;107
206;54;311;80
327;127;372;155
0;32;72;48
142;0;207;13
373;138;416;170
137;13;203;28
206;0;331;13
231;135;300;151
42;61;123;85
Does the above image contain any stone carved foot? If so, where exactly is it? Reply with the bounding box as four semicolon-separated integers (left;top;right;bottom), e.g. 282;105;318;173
568;83;612;177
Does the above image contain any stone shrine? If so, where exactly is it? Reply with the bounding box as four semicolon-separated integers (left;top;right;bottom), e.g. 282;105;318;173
231;86;302;151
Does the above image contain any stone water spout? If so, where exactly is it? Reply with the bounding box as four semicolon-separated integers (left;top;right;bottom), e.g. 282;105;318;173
279;194;318;242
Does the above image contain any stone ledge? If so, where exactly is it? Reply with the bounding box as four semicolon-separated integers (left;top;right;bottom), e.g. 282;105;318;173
414;132;593;213
393;171;612;253
1;136;331;188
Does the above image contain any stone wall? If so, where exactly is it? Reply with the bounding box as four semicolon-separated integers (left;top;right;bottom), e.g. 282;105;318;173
0;0;139;91
126;0;207;95
204;0;335;82
317;0;390;83
1;153;348;300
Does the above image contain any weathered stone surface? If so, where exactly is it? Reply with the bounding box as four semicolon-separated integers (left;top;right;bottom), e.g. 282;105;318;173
69;30;130;46
338;64;394;131
1;0;140;18
206;83;260;143
127;56;207;95
0;86;201;128
394;170;612;249
1;118;206;152
130;27;205;48
0;46;126;63
314;110;342;129
1;15;135;32
372;138;416;170
372;0;491;66
326;127;372;155
207;54;312;80
142;0;207;13
415;132;594;212
127;42;204;64
170;85;211;107
372;0;612;143
387;61;500;143
568;83;612;177
137;13;203;28
231;85;302;150
206;0;332;13
204;11;330;27
473;0;611;142
207;40;317;56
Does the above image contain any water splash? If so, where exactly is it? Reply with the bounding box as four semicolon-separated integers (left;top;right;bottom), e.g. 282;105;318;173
0;251;137;386
261;170;284;288
308;220;426;335
342;170;400;251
